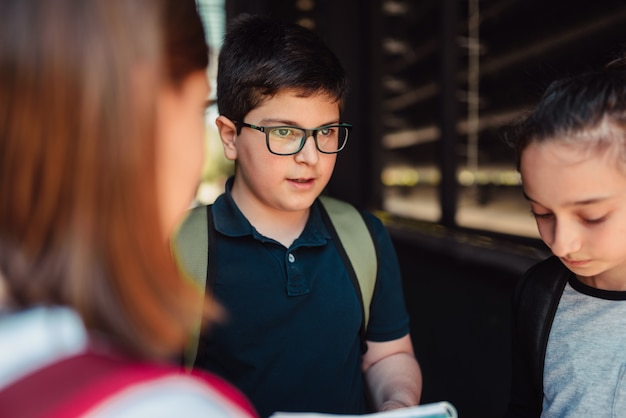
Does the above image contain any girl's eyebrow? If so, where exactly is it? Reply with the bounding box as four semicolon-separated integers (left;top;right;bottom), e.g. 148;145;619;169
523;190;609;207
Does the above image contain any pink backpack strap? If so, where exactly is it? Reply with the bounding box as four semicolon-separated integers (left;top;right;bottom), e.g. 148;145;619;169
0;352;173;418
0;351;257;417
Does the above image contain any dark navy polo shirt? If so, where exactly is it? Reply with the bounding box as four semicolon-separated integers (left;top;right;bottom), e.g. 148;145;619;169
195;178;411;418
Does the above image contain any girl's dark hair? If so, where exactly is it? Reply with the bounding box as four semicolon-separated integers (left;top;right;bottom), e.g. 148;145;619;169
217;14;348;125
511;58;626;168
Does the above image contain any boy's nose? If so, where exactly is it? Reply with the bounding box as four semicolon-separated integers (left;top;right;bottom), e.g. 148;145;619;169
295;135;320;163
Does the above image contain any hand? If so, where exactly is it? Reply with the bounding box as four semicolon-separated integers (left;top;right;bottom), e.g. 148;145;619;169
379;399;411;412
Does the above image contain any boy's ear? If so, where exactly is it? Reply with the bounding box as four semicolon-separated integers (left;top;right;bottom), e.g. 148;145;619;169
216;115;238;161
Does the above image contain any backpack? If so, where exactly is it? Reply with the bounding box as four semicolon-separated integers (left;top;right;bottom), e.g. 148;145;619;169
172;195;378;369
0;351;257;417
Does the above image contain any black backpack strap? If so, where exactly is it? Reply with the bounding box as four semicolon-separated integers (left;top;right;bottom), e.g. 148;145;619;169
509;256;569;414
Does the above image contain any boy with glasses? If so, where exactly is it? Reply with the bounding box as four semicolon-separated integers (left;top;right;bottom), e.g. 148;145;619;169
176;14;422;418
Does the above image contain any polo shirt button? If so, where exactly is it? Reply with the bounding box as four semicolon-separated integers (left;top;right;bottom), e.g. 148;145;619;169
288;253;295;263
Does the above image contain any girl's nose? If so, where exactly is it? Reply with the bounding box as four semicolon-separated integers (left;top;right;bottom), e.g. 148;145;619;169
547;219;582;258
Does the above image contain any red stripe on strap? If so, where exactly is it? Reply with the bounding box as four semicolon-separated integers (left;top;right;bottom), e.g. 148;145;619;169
1;352;172;418
0;351;258;417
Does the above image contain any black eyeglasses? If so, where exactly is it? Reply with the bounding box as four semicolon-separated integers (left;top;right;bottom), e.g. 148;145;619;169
236;121;352;156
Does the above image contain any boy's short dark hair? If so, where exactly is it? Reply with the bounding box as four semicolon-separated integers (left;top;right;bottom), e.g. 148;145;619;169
217;14;348;127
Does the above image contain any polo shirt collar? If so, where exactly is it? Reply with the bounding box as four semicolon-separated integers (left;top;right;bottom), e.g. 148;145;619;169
212;177;331;247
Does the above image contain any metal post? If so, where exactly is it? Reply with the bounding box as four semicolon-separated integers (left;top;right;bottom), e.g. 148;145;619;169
438;0;459;227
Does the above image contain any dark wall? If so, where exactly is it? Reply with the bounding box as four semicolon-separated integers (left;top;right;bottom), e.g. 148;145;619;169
389;223;545;418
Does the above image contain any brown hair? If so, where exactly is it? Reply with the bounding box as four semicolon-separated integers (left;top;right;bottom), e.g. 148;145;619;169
0;0;211;359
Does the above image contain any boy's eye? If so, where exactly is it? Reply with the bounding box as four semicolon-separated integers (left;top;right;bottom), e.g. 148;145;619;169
272;127;298;139
319;127;332;136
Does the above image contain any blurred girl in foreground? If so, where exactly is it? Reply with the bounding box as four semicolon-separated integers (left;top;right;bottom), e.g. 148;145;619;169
0;0;255;416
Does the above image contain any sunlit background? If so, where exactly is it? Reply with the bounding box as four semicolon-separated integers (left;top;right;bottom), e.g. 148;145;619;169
196;0;233;204
194;0;543;239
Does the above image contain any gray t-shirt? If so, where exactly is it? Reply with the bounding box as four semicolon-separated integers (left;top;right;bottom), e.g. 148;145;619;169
542;278;626;417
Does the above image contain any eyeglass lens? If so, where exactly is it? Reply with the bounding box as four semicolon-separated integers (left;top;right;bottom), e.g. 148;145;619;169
267;126;349;155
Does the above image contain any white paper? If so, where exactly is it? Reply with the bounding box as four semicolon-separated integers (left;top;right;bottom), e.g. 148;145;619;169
269;401;457;418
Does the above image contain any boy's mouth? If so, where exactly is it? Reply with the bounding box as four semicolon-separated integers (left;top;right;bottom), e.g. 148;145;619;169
290;178;313;184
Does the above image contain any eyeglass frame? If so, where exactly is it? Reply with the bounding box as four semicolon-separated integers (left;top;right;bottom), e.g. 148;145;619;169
234;120;352;156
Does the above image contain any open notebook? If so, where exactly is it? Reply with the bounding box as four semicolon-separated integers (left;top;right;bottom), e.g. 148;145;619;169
269;401;457;418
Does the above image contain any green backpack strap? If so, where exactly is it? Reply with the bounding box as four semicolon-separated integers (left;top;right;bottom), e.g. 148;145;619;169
319;195;378;330
172;205;209;288
172;197;378;368
171;204;210;370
